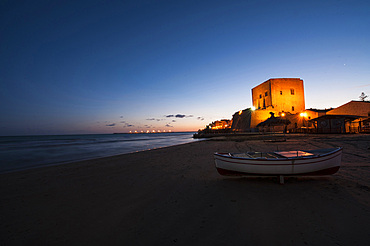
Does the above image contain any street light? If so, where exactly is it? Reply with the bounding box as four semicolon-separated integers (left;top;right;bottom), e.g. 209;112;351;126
300;112;308;128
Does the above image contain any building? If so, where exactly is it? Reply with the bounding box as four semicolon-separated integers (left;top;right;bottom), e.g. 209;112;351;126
209;119;232;130
200;77;369;134
252;78;305;113
310;101;370;133
231;109;252;132
326;101;370;117
304;108;332;120
251;78;305;128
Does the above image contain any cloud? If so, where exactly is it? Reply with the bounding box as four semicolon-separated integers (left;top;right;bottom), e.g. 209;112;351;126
106;123;116;127
165;124;173;127
165;114;193;118
120;121;134;127
172;120;176;122
146;118;164;121
197;117;205;121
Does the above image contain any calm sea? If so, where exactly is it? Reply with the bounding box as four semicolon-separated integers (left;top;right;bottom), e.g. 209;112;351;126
0;132;200;173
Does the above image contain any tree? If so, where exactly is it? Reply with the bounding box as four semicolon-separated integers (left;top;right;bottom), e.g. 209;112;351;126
359;92;368;101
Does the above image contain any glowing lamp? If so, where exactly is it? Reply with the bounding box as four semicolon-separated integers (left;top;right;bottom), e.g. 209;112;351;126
281;112;285;117
251;106;256;111
239;110;243;115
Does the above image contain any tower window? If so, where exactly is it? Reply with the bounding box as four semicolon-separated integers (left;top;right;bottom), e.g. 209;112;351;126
259;94;262;99
280;91;282;95
265;92;268;96
292;106;295;111
290;89;295;95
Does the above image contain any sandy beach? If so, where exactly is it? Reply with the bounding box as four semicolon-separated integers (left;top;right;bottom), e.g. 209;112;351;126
1;134;369;245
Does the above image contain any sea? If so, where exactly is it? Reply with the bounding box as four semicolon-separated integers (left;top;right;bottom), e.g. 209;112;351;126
0;132;201;173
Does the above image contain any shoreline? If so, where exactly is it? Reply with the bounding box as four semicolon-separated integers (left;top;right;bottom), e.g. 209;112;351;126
1;134;369;245
0;140;206;175
0;132;200;174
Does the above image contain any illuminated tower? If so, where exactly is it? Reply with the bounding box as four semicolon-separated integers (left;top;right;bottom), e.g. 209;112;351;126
250;78;305;127
252;78;305;113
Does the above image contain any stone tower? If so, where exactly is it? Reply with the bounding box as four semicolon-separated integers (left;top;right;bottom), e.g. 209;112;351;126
251;78;305;127
252;78;305;113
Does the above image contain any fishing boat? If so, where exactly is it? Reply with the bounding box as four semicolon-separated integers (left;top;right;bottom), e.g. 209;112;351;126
214;147;342;183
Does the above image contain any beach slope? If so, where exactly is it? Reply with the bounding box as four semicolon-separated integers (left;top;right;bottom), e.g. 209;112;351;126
1;134;369;245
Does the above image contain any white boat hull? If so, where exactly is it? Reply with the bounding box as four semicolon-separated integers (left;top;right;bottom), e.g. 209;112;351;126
214;148;342;176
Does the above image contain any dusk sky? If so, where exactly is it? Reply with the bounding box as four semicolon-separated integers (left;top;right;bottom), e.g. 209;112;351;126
1;0;369;136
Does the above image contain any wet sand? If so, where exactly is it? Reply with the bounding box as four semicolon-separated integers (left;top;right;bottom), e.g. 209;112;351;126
1;134;369;245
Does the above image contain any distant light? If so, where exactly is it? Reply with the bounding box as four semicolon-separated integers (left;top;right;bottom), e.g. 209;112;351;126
281;112;285;117
251;106;256;111
300;112;308;117
239;110;243;115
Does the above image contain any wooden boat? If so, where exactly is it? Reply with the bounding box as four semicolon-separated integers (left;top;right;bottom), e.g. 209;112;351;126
214;147;342;182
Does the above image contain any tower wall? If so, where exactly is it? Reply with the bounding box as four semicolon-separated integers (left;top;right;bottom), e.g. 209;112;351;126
252;78;305;113
250;78;305;128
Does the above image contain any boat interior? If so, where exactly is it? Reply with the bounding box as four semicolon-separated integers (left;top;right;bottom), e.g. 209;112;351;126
230;148;339;159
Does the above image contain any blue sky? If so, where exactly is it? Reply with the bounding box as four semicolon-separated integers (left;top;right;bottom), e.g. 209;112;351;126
1;0;369;135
